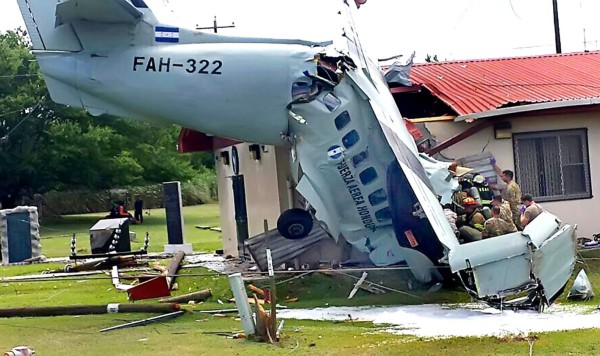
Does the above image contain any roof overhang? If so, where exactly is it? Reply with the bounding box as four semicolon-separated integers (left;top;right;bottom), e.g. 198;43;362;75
456;97;600;122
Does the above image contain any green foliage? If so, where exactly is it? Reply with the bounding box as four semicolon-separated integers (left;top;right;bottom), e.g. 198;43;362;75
42;173;217;217
0;30;216;206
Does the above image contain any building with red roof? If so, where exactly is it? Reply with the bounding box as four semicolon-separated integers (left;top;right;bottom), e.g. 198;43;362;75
392;51;600;238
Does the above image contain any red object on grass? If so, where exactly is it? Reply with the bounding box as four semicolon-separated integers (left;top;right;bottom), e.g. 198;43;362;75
127;276;171;301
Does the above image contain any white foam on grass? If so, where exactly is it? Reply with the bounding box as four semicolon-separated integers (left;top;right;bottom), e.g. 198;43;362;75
278;303;600;338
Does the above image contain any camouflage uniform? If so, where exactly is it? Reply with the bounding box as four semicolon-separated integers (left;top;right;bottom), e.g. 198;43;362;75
499;200;515;225
458;209;486;243
503;180;522;229
482;217;518;238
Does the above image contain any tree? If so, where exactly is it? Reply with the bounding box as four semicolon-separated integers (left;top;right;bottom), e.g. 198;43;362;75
0;30;215;208
0;29;49;208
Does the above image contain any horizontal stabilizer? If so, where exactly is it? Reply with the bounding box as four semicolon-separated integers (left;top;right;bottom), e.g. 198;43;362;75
17;0;144;51
56;0;143;26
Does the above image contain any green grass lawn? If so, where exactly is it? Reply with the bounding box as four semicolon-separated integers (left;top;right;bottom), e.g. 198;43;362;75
1;207;600;354
1;260;600;355
39;204;222;258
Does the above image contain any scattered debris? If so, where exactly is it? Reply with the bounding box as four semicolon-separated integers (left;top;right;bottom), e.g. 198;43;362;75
228;273;256;336
198;308;239;314
248;284;265;297
158;289;212;304
0;303;180;318
568;269;594;300
100;310;186;332
3;345;35;356
276;320;285;340
127;276;170;301
111;266;133;291
320;271;387;295
64;255;139;273
229;297;265;305
164;251;185;290
347;271;368;299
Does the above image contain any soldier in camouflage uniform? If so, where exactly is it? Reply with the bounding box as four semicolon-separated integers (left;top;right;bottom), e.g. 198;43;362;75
482;206;518;238
491;195;517;229
490;159;522;230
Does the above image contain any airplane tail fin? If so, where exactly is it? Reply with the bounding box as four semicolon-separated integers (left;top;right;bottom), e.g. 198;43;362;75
17;0;82;51
17;0;149;52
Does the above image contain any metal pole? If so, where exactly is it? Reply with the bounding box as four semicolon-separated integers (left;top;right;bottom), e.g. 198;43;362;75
100;310;185;332
228;273;256;336
552;0;562;53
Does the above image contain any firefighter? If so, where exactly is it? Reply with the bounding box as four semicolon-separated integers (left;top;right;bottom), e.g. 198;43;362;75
473;174;493;208
457;197;485;243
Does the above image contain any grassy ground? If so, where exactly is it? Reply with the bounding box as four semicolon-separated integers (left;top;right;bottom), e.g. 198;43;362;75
39;204;222;257
1;208;600;354
1;260;600;355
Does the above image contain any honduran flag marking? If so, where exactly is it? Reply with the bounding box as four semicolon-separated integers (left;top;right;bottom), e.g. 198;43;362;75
155;26;180;43
327;145;344;160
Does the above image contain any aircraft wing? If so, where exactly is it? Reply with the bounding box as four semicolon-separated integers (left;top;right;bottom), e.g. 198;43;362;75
55;0;143;26
338;0;371;78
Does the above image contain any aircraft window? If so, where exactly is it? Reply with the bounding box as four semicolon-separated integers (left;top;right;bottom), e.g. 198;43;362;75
323;93;341;112
292;81;317;101
368;189;387;206
131;0;149;8
375;207;392;222
352;151;368;167
335;111;351;130
342;130;359;148
359;167;378;185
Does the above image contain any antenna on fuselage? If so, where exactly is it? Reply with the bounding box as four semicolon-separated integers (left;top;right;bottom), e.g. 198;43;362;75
196;16;235;33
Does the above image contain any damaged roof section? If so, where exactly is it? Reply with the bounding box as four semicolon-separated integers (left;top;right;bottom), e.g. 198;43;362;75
407;51;600;117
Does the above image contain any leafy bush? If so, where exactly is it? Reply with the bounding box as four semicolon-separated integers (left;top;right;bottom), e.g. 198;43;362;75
42;174;217;217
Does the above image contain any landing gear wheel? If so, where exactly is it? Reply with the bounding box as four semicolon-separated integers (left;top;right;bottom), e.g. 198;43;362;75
277;208;313;240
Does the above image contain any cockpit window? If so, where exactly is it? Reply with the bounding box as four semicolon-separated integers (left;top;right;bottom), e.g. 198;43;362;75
368;189;387;206
359;167;377;185
342;130;359;148
335;111;351;130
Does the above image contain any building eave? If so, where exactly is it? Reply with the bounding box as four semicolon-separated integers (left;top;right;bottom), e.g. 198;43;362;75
455;98;600;122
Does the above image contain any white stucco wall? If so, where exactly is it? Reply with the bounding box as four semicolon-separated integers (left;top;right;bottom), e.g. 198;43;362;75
216;144;291;256
426;111;600;238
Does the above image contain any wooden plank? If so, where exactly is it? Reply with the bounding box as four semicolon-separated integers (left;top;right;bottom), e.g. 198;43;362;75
406;115;457;123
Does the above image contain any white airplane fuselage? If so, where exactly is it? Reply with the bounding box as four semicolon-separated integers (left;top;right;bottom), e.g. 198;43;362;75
38;43;320;144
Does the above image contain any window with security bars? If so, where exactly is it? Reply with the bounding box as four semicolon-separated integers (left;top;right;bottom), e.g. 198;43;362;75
513;128;591;202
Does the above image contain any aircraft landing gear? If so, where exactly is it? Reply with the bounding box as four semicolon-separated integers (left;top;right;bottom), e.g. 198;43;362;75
277;208;313;240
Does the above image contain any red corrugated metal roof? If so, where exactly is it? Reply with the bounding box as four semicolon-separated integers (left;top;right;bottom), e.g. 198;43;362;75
409;51;600;116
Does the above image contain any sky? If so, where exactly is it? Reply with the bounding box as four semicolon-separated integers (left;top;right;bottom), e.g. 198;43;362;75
2;0;600;63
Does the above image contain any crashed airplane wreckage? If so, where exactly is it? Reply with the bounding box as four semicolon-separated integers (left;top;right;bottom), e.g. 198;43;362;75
18;0;577;310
